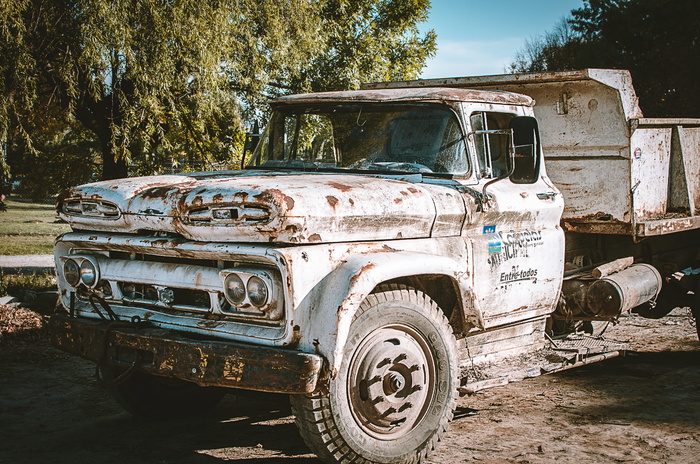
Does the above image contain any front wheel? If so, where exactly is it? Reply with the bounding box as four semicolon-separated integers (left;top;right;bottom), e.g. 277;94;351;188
291;286;458;464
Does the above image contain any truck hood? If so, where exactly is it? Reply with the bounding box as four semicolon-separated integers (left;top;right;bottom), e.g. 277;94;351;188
57;171;467;243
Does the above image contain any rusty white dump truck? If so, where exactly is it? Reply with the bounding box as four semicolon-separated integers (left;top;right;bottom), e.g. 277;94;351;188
50;69;700;464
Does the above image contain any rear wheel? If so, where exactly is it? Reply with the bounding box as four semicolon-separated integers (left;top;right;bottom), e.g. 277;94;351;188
291;285;458;464
108;370;226;419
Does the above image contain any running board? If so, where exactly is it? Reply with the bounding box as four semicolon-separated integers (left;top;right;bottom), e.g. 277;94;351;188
458;334;627;395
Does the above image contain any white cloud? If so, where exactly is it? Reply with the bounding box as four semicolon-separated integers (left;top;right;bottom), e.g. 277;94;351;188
420;38;525;78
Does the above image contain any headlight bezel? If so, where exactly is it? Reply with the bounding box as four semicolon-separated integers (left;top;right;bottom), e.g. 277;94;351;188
60;255;101;289
219;269;281;320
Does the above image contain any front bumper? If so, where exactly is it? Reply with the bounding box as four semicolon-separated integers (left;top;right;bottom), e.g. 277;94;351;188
49;313;324;394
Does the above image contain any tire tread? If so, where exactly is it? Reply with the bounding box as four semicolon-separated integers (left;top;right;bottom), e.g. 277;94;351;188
291;284;458;464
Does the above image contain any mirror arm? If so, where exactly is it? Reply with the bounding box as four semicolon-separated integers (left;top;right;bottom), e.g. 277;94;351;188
481;160;515;199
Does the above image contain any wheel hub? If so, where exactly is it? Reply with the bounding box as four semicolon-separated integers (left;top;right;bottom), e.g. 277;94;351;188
348;325;435;439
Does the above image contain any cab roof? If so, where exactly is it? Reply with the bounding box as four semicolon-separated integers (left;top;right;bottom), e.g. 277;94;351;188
272;87;534;107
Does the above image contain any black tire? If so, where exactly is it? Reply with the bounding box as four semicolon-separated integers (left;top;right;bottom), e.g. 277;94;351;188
109;370;226;419
291;285;459;464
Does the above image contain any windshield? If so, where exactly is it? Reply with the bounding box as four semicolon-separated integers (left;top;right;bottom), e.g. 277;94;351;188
247;104;469;175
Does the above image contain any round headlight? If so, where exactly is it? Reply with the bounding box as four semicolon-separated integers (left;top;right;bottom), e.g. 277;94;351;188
247;276;269;307
79;259;98;287
63;259;80;287
224;273;246;305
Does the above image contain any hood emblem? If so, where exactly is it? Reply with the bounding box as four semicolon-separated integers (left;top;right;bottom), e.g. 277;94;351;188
62;199;121;219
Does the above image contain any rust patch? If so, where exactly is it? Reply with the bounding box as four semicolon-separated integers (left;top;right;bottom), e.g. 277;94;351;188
140;186;178;199
327;196;339;208
394;197;403;204
407;187;420;194
253;189;294;211
349;263;377;287
308;234;322;242
587;212;615;221
326;181;353;192
563;221;632;235
348;198;355;206
212;193;224;203
253;189;278;203
233;191;249;202
56;189;74;203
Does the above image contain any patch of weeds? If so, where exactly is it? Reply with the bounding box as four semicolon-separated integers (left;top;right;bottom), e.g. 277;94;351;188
0;271;57;298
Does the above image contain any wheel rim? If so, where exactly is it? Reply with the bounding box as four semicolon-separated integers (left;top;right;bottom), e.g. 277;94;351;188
347;324;436;440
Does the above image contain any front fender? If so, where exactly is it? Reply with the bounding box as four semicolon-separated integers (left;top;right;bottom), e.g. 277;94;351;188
303;250;480;377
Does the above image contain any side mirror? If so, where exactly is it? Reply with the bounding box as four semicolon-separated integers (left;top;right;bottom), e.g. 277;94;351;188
509;116;541;184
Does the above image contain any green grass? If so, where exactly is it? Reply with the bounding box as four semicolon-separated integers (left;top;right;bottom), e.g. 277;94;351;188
0;236;58;255
0;197;70;255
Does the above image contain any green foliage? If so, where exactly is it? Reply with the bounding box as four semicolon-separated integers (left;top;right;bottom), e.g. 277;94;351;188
1;0;436;181
289;0;437;93
11;124;99;200
509;0;700;117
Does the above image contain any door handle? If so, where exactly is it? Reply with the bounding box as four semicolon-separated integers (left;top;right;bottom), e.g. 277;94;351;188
536;192;557;200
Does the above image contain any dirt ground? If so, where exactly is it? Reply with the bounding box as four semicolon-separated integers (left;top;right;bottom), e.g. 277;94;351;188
1;304;698;464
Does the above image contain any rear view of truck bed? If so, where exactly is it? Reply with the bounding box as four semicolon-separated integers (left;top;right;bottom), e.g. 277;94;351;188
364;69;700;239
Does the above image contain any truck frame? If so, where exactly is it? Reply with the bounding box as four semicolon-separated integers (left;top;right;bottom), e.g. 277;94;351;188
50;69;700;464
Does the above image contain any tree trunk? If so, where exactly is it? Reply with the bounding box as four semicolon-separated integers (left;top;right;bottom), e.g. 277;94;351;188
74;95;129;181
102;152;129;180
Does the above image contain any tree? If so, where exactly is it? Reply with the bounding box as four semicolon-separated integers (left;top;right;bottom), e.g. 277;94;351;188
1;0;436;183
509;0;700;117
294;0;436;93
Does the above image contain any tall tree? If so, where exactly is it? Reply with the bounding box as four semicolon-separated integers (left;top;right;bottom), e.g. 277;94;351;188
509;0;700;117
294;0;436;93
1;0;436;181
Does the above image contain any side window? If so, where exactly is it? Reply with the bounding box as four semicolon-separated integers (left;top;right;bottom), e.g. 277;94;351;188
470;112;514;179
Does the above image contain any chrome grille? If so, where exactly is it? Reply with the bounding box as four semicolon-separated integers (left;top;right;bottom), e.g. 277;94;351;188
63;199;120;219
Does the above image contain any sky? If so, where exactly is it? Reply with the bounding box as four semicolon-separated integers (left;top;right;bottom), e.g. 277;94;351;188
420;0;584;78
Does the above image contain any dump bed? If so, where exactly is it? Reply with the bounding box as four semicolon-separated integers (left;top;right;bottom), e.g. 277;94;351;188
363;69;700;238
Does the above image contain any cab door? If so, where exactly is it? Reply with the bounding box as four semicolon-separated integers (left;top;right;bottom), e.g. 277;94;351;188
463;108;565;328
